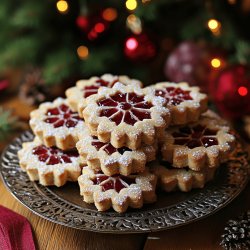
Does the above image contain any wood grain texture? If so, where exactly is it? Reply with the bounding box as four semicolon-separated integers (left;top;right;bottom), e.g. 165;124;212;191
0;181;146;250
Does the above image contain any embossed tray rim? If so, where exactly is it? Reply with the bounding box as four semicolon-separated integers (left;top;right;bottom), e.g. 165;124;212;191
0;131;249;233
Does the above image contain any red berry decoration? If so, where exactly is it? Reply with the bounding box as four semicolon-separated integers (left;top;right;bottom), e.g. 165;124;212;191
164;41;210;91
124;33;156;62
210;64;250;119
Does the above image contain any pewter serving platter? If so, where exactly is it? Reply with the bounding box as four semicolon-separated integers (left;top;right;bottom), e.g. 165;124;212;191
0;131;249;233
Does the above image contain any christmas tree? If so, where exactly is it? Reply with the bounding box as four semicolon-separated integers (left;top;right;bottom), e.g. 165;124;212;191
1;0;250;84
1;0;250;139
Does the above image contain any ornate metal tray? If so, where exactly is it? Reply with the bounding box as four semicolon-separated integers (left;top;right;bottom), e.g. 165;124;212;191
0;131;249;233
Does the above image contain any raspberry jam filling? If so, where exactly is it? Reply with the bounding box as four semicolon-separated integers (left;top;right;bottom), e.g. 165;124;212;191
155;87;193;105
44;104;81;128
173;125;218;149
91;136;131;155
82;78;118;98
32;145;79;165
97;92;152;125
93;173;136;192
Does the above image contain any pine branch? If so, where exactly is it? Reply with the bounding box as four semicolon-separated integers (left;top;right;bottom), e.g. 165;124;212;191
135;3;159;21
11;2;44;29
0;107;17;142
0;37;40;70
43;49;79;85
234;40;250;65
81;46;119;75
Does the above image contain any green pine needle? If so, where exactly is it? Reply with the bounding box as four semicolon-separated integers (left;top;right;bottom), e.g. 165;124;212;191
235;40;250;65
11;2;43;29
0;107;17;141
43;49;78;85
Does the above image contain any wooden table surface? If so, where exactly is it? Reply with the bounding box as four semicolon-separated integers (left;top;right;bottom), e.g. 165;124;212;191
0;97;249;250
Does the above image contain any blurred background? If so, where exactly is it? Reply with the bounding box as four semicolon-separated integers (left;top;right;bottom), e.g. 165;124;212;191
1;0;250;144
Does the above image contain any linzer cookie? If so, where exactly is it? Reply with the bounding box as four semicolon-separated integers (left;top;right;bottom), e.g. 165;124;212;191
150;161;216;192
66;74;142;116
161;110;235;171
149;82;208;125
78;166;157;213
30;98;86;150
18;138;83;187
76;129;157;176
82;82;170;150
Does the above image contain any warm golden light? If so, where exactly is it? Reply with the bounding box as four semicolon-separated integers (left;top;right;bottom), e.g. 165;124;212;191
211;58;221;68
56;0;68;13
126;0;137;11
102;8;117;22
126;14;142;34
208;19;220;31
127;14;136;22
77;46;89;60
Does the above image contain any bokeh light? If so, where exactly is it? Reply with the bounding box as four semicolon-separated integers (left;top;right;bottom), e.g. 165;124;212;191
77;46;89;60
126;14;142;34
56;0;68;13
94;23;105;33
102;8;117;22
126;0;138;11
211;58;221;68
238;86;248;96
126;37;138;50
208;19;219;30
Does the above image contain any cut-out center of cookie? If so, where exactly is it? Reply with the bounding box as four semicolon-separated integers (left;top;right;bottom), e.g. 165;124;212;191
155;87;193;105
32;145;79;165
173;125;218;149
97;92;152;125
91;136;132;155
44;104;81;128
93;173;136;192
82;78;118;98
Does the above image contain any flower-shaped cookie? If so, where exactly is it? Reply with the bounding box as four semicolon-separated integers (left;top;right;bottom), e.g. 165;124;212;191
30;98;86;150
78;167;157;213
18;138;83;187
82;83;170;149
149;82;208;125
161;110;235;171
66;74;142;116
150;161;216;192
76;129;157;176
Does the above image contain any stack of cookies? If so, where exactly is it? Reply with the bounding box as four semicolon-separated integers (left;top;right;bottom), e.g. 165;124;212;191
18;74;236;213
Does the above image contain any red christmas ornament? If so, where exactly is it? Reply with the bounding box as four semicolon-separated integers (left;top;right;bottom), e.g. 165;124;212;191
124;33;156;62
165;41;210;91
210;64;250;119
